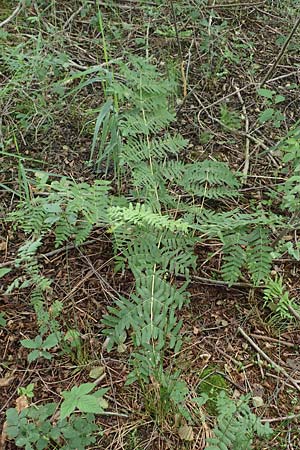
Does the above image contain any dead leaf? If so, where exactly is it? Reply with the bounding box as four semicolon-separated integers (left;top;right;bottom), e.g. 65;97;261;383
0;242;6;252
89;366;105;379
117;343;127;353
252;396;264;407
15;395;29;413
0;377;14;388
178;424;194;441
0;421;7;450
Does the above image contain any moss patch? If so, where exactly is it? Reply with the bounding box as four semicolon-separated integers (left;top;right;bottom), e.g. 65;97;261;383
197;366;230;415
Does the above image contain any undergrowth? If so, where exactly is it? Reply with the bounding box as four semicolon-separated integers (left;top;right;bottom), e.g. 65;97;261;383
2;1;300;448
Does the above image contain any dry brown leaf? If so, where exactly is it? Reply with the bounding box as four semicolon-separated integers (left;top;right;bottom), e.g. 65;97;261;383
0;376;14;388
0;421;7;450
15;395;29;413
0;242;6;252
178;424;194;441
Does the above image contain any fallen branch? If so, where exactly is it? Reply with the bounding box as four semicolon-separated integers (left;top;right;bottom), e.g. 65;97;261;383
238;327;300;392
0;2;23;28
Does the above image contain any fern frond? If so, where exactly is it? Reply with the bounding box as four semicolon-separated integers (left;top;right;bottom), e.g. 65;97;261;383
179;160;240;199
102;274;188;352
121;134;187;164
124;232;196;278
207;392;272;450
108;203;189;233
246;227;272;285
263;276;299;326
221;232;247;285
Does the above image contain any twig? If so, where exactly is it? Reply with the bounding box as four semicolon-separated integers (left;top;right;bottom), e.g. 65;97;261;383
238;327;300;392
234;85;250;181
195;92;271;153
205;1;266;7
260;16;300;86
189;274;261;289
63;5;85;29
287;305;300;322
0;237;108;269
250;334;296;348
0;1;23;28
262;412;300;423
169;0;187;97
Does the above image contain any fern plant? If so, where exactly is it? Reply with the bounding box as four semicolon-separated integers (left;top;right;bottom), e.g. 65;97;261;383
263;276;299;326
206;392;272;450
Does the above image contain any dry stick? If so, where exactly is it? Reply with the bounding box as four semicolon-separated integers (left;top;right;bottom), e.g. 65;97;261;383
183;67;298;116
287;304;300;322
195;93;271;152
190;274;258;289
250;333;296;348
168;0;187;97
63;4;85;29
205;1;266;8
260;15;300;86
0;1;24;28
234;85;250;181
0;238;106;269
238;327;300;392
262;412;300;424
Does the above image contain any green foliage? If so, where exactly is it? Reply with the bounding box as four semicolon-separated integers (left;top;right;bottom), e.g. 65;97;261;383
0;34;71;143
18;384;35;399
6;383;108;450
60;383;108;420
257;88;285;128
221;231;247;286
220;104;242;130
263;276;299;326
197;367;229;415
277;125;300;213
246;227;273;286
0;267;11;278
176;160;240;200
4;53;296;449
9;177;110;246
0;312;7;327
206;392;272;450
102;273;188;353
6;403;102;450
21;333;59;362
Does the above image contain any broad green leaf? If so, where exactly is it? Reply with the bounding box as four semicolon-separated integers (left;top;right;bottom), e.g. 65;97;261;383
0;267;11;278
60;398;76;420
258;108;274;123
28;350;41;362
21;339;39;349
0;313;6;327
89;366;105;379
41;350;53;360
193;394;209;407
6;408;19;427
274;94;285;104
77;395;105;414
257;88;274;99
43;333;59;349
93;387;109;398
73;382;96;396
43;203;61;213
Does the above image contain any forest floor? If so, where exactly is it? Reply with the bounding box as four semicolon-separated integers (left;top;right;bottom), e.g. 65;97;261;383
1;1;300;449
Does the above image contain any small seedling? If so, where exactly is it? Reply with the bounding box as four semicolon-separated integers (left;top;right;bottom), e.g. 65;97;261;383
18;383;35;399
257;88;285;128
21;333;59;362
